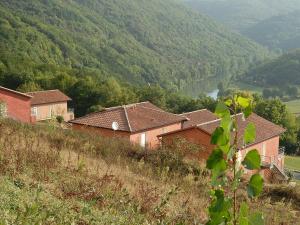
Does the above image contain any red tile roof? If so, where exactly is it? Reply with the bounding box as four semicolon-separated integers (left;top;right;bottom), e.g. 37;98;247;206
70;102;187;133
181;109;218;128
159;113;285;148
198;113;285;148
27;90;71;105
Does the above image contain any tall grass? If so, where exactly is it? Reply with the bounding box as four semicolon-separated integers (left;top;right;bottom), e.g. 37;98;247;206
0;119;299;224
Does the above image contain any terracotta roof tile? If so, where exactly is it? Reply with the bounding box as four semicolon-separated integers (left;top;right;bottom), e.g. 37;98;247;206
70;102;187;132
198;113;286;148
27;90;71;105
181;109;218;128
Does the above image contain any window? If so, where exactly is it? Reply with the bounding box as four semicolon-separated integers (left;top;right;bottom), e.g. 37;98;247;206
31;107;38;117
48;105;55;118
0;102;7;117
140;133;146;148
262;143;266;157
162;127;168;134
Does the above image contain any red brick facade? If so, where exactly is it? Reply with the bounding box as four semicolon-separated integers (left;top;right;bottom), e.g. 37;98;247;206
72;122;183;149
161;129;283;169
0;87;34;123
0;87;72;123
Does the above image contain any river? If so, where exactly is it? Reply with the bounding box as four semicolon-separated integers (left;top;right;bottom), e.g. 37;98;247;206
207;89;219;99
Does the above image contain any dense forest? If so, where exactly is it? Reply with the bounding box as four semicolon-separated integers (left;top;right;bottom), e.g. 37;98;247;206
185;0;300;51
185;0;300;32
240;49;300;87
0;0;270;97
244;10;300;51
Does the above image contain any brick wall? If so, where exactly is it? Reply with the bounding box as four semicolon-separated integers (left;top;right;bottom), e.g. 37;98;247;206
71;123;131;139
130;122;182;149
72;122;182;150
240;136;283;170
162;128;282;165
33;102;71;121
0;88;32;123
162;128;214;161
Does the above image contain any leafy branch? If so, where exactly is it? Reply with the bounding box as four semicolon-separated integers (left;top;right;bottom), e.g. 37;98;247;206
206;95;264;225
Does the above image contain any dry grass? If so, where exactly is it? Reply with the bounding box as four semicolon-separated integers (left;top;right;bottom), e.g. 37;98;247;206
0;119;299;224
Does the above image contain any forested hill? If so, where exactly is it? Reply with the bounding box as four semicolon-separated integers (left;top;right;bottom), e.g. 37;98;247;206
185;0;300;32
240;49;300;87
244;11;300;51
0;0;270;94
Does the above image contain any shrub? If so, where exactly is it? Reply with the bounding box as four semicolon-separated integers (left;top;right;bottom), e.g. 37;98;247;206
56;115;64;124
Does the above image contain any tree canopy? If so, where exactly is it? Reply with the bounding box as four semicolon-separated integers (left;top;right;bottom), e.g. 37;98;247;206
0;0;270;95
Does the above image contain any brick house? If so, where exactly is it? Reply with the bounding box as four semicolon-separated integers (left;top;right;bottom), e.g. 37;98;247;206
159;112;286;181
0;86;34;123
69;102;187;149
0;86;74;123
27;90;74;122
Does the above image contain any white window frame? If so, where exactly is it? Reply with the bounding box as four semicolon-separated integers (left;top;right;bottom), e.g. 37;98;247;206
262;142;266;157
140;133;146;148
48;105;55;118
31;107;38;117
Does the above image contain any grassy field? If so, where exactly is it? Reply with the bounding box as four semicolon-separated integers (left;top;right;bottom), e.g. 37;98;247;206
284;99;300;115
285;155;300;171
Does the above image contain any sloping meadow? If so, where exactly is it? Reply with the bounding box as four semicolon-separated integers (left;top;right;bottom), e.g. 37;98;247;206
0;119;298;224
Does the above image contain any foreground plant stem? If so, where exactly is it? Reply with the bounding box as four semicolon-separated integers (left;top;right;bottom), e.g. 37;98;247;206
232;101;238;225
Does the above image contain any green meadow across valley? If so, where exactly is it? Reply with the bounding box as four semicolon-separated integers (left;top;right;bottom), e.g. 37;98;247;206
284;99;300;115
285;156;300;171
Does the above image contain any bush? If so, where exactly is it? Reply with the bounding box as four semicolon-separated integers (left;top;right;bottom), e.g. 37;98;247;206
56;115;64;124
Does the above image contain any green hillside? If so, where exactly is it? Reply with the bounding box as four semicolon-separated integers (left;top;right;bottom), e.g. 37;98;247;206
0;0;270;95
244;11;300;51
240;49;300;87
185;0;300;32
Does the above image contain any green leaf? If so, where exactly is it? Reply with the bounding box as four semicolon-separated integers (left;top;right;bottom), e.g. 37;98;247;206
224;98;233;107
207;189;232;225
244;123;256;144
220;113;232;132
206;149;226;170
249;212;264;225
242;149;261;170
247;174;264;198
211;127;229;146
206;149;227;184
237;96;251;109
243;105;252;118
215;102;230;118
238;202;249;225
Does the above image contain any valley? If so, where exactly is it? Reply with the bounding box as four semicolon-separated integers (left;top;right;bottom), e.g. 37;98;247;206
0;0;300;224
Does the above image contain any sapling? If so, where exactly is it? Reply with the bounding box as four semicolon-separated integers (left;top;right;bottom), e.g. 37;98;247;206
206;95;264;225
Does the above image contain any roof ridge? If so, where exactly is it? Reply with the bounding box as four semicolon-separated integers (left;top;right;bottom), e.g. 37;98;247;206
0;86;32;98
180;109;208;115
138;105;187;120
196;113;244;127
26;89;60;94
103;101;150;111
123;106;133;132
197;118;221;126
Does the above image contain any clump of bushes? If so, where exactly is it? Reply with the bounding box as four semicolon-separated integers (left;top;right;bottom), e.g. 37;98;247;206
56;115;64;124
